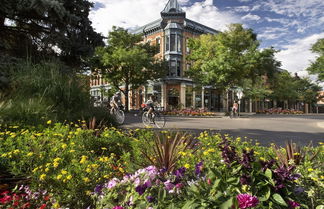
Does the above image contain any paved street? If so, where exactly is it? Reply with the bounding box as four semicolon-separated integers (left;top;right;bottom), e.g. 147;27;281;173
122;113;324;146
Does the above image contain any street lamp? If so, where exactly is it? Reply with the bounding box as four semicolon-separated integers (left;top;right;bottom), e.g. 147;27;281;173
236;88;244;117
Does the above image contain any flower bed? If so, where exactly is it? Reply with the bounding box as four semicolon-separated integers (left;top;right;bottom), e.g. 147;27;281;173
163;108;217;116
256;108;304;114
0;124;323;208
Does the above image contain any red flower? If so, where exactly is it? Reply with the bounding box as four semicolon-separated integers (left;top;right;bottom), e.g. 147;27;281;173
0;195;12;204
39;203;47;209
43;195;50;201
22;202;31;208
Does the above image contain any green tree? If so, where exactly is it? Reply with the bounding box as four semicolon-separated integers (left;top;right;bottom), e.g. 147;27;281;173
0;0;103;68
307;38;324;81
271;71;299;104
187;24;260;89
92;27;167;111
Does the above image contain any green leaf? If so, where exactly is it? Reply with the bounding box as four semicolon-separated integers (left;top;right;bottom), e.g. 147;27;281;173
182;199;198;209
258;186;271;201
265;168;272;179
316;205;324;209
220;197;233;209
272;193;288;207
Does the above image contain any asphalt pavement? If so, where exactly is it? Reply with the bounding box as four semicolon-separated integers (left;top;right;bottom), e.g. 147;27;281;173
121;113;324;147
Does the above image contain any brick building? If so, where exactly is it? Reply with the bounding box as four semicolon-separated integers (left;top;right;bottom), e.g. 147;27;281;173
90;0;225;111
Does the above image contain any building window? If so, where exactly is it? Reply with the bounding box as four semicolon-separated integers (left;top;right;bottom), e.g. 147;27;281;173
177;35;182;52
169;60;177;77
165;34;182;53
156;37;161;53
165;36;169;51
170;34;176;51
177;60;181;76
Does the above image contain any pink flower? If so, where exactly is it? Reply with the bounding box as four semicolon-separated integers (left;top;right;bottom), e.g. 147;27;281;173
237;194;259;209
288;200;300;208
112;206;124;209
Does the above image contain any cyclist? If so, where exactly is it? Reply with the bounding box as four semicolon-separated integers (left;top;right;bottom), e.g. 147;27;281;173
110;92;122;112
145;95;157;120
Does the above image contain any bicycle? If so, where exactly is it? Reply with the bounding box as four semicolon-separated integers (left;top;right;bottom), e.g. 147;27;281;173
229;107;239;119
110;105;125;125
141;104;166;128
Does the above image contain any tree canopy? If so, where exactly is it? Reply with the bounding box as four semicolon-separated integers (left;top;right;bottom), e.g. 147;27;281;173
92;27;167;111
307;38;324;81
0;0;103;68
187;24;264;89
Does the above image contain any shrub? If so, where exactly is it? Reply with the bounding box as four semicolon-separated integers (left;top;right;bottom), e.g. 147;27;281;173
0;123;127;208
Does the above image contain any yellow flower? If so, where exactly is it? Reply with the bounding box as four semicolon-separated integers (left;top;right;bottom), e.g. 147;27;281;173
86;190;92;196
13;149;20;154
80;155;87;164
119;167;124;173
69;149;75;153
27;152;34;157
47;120;52;125
54;157;61;162
260;157;265;161
184;164;190;169
293;153;300;156
86;168;91;173
57;175;63;180
83;177;90;183
203;151;209;156
91;164;99;169
45;168;49;172
53;162;59;168
40;174;46;180
66;175;72;180
53;202;60;208
308;168;314;172
46;163;51;167
101;147;107;150
1;153;8;158
61;144;67;149
103;175;110;179
61;170;68;175
32;167;39;173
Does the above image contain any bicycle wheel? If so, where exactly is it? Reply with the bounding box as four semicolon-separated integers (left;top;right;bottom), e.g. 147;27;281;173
153;112;166;128
115;110;125;124
229;111;233;119
142;111;151;127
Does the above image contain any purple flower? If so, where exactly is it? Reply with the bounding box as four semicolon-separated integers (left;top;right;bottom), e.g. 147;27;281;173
240;174;251;185
273;165;300;191
146;195;155;203
107;178;119;189
288;200;300;208
260;159;275;172
237;194;259;209
164;180;175;191
218;137;239;166
135;184;147;195
240;149;255;169
195;161;203;176
94;184;104;194
144;180;152;188
174;167;186;178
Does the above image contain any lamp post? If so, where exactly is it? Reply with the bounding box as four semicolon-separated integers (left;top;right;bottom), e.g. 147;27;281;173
236;88;243;117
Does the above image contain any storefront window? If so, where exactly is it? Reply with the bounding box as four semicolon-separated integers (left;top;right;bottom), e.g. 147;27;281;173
195;89;202;108
168;88;179;108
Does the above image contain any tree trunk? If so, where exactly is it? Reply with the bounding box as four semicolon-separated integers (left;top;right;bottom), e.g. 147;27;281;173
124;84;129;112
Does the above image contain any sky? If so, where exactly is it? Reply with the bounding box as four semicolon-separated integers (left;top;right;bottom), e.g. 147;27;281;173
89;0;324;82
